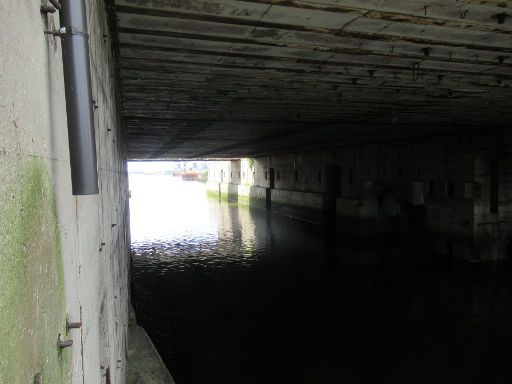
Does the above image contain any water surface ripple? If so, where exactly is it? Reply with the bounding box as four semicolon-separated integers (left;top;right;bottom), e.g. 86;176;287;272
130;175;512;384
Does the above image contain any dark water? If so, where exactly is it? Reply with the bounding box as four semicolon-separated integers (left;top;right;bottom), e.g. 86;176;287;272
130;176;512;384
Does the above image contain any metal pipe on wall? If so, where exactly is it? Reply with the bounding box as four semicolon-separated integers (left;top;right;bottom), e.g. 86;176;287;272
60;0;99;195
49;0;62;10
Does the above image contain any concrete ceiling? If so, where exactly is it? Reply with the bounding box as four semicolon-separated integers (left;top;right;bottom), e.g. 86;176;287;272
112;0;512;159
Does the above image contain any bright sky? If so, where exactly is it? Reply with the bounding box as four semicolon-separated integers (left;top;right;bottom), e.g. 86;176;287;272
128;161;177;173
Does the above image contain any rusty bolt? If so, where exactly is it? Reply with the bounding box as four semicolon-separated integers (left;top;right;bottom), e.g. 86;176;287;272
33;373;43;384
67;321;82;331
57;335;73;349
58;340;73;348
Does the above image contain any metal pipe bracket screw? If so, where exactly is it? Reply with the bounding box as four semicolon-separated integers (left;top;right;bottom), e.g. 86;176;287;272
492;13;508;25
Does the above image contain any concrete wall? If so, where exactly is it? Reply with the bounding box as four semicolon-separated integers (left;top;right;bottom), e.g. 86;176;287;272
207;131;511;261
208;160;242;186
0;1;130;383
473;133;512;260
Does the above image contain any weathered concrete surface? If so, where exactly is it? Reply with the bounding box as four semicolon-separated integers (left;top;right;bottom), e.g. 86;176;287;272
0;159;71;384
127;308;176;384
474;133;512;260
1;1;130;383
112;0;512;159
208;131;512;261
0;3;73;382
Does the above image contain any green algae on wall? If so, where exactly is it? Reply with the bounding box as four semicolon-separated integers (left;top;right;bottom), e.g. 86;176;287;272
237;194;250;206
206;189;220;200
0;159;71;384
206;189;231;203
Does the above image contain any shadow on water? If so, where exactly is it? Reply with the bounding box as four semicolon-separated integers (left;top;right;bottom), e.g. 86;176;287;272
130;176;512;384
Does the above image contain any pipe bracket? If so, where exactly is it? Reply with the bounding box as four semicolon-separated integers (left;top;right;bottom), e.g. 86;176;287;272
64;27;89;38
49;0;62;10
44;27;67;37
44;27;89;38
41;5;56;14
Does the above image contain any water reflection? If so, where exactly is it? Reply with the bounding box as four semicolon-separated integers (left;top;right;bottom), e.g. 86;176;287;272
130;175;512;384
130;174;217;242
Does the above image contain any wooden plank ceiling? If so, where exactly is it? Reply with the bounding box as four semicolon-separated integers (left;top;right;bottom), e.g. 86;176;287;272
113;0;512;159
